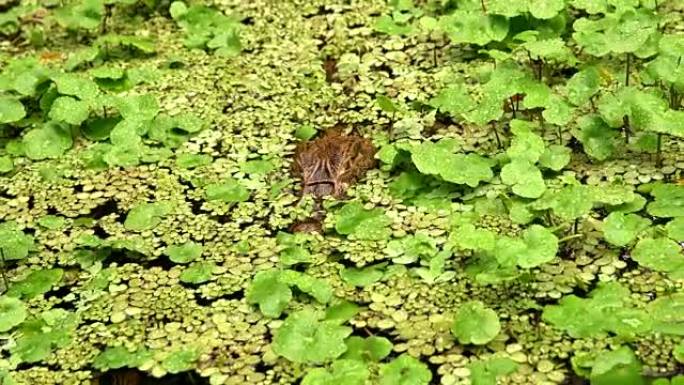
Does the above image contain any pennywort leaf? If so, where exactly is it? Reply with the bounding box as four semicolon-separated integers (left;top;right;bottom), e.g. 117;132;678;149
272;309;352;364
451;301;500;345
379;354;432;385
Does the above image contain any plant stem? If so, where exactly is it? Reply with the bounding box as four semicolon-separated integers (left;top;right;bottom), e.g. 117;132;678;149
558;233;584;243
538;60;544;81
0;248;7;293
656;133;662;167
623;115;630;144
480;0;486;13
625;53;631;86
491;121;501;149
432;45;437;67
557;125;563;145
509;96;516;118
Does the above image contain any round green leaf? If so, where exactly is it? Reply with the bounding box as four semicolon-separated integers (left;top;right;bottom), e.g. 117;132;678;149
124;202;171;231
48;96;90;126
7;269;63;300
518;225;559;268
647;293;684;335
451;301;500;345
0;297;27;332
632;237;684;278
334;202;391;241
666;217;684;242
246;270;292;318
272;309;352;364
164;241;202;264
179;262;215;284
539;145;571;171
23;122;73;160
93;346;152;370
0;96;26;124
379;354;432;385
501;160;546;198
205;179;250;202
342;336;393;362
602;212;651;247
0;156;12;173
161;349;199;373
0;222;35;260
302;359;368;385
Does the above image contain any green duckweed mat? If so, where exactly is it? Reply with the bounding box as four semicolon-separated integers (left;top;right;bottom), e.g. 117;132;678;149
1;0;684;384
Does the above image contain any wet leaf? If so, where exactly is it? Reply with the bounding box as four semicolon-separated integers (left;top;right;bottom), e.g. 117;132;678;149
246;270;292;318
164;241;202;264
23;122;73;160
179;262;215;284
0;297;27;332
162;349;199;373
124;202;171;231
469;357;519;385
340;264;384;287
205;179;250;202
647;293;684;335
451;301;500;345
49;96;90;125
632;237;684;278
334;202;392;241
272;309;352;364
0;96;26;124
591;346;645;385
93;346;153;370
7;269;63;300
647;184;684;218
342;336;393;362
501;159;546;198
665;217;684;242
302;359;368;385
379;354;432;385
539;145;571;171
602;212;651;246
0;222;35;260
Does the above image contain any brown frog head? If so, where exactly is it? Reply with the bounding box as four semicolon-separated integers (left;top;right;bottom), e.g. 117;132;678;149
292;129;376;199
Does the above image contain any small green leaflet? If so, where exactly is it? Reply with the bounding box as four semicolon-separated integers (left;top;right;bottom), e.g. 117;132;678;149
301;359;368;385
7;269;63;300
93;346;153;370
647;184;684;218
0;222;35;260
334;202;392;241
342;336;393;362
179;261;215;284
602;212;651;246
590;346;645;385
0;297;27;332
123;201;172;231
631;238;684;279
272;309;352;364
438;11;509;46
469;357;519;385
542;282;652;338
246;269;332;318
205;178;250;203
23;122;74;160
0;96;26;124
410;141;493;187
451;301;501;345
379;354;432;385
500;159;546;199
164;241;203;264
